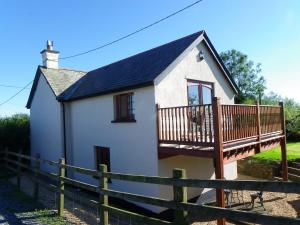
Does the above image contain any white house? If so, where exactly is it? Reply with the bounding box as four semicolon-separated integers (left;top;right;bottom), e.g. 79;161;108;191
27;31;239;212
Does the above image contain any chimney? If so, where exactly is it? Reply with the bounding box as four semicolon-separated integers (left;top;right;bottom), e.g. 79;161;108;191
40;40;60;69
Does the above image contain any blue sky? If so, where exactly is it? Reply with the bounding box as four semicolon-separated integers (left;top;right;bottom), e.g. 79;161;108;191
0;0;299;116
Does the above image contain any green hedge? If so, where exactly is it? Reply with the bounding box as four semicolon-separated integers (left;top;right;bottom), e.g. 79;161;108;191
0;114;30;154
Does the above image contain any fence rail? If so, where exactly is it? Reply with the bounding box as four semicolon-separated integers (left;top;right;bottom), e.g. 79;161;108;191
1;150;299;225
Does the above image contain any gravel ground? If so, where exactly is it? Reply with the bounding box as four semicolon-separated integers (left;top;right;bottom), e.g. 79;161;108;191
191;175;300;225
0;180;45;225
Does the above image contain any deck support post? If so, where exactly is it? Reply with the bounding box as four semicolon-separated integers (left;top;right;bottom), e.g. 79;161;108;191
279;102;288;181
256;102;261;153
212;97;225;225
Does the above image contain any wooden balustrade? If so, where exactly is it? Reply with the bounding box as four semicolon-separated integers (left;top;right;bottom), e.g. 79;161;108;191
157;103;284;146
157;105;214;146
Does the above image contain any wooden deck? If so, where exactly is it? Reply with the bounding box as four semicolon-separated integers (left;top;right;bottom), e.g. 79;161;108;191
156;98;285;164
156;97;288;225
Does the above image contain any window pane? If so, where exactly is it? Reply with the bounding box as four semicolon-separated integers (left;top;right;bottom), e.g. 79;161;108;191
188;85;199;105
202;85;212;104
120;95;128;118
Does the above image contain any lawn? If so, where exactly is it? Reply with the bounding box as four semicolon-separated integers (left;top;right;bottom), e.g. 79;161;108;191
252;141;300;161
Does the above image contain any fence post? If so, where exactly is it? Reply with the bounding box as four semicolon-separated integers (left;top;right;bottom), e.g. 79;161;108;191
173;168;188;225
33;153;40;199
99;164;108;225
58;158;65;216
279;102;288;181
17;149;22;188
212;97;226;225
256;102;261;153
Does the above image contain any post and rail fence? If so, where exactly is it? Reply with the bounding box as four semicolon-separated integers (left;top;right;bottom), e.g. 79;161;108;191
0;149;299;225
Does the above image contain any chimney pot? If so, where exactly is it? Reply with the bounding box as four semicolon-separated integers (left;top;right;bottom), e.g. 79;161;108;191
41;40;59;69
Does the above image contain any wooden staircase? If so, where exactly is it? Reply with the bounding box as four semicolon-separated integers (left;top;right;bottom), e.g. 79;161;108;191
275;161;300;182
287;162;300;182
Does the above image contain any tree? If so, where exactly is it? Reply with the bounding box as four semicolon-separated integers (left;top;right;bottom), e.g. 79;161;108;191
262;92;300;140
0;114;30;154
220;49;266;103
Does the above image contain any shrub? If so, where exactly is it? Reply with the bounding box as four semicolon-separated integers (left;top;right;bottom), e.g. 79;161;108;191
0;114;30;154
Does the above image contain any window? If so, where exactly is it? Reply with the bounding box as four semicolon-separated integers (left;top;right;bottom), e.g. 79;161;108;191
94;146;110;171
187;80;214;105
112;92;135;122
94;146;111;182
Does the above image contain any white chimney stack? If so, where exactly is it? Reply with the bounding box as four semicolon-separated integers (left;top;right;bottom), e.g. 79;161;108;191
40;40;59;69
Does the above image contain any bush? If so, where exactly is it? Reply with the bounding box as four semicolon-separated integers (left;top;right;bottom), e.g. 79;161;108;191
0;114;30;154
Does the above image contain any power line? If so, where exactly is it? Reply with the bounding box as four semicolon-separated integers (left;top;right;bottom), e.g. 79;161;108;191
0;81;33;107
0;84;31;89
0;0;203;106
59;0;203;60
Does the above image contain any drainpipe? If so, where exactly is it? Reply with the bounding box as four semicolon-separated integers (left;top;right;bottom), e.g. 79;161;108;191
62;102;68;167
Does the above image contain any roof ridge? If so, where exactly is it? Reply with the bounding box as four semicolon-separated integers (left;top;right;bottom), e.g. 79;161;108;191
88;30;204;73
40;66;87;74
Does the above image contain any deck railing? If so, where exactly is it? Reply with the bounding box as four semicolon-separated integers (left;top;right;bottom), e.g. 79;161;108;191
157;101;284;146
157;104;214;146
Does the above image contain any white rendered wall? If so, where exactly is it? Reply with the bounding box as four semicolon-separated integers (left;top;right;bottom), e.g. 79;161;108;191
30;75;63;173
154;41;235;107
67;86;160;211
154;40;237;201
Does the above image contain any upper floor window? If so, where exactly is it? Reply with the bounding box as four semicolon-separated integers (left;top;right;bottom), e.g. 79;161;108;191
112;92;136;122
187;80;214;105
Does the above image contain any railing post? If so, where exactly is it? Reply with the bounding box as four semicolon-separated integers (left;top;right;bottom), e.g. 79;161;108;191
17;149;22;188
99;164;109;225
256;102;261;153
212;97;226;225
173;168;188;225
58;158;65;216
156;104;161;149
279;102;288;181
33;153;40;199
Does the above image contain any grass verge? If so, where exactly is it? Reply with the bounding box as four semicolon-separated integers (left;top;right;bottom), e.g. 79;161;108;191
251;141;300;161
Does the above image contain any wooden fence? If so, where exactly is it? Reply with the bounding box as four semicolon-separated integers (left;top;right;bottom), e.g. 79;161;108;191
0;149;300;225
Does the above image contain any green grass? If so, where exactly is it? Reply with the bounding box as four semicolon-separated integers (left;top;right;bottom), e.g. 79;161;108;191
252;141;300;161
34;209;72;225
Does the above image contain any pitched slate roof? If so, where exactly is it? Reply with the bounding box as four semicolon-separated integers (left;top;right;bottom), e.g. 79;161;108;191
26;67;86;108
27;30;238;108
60;30;205;101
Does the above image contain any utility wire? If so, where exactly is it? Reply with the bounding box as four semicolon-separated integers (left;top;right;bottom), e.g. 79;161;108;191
0;81;33;107
0;84;30;89
0;0;203;106
59;0;203;60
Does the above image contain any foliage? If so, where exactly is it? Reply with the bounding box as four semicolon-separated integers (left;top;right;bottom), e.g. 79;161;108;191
220;49;266;103
251;141;300;161
262;92;300;139
0;114;30;153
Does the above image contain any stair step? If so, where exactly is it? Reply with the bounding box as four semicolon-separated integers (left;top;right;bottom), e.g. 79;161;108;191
288;173;300;182
274;176;283;181
289;162;300;169
288;167;300;176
